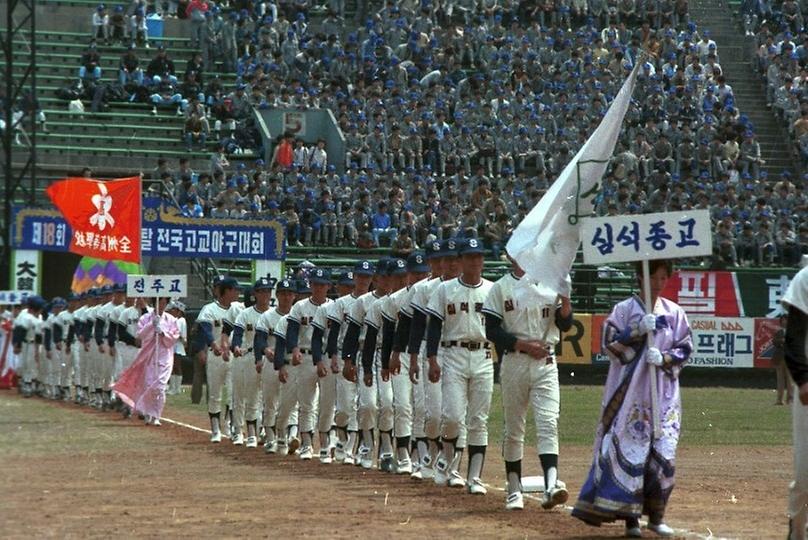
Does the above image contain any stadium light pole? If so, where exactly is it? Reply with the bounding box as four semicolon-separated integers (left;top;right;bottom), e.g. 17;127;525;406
1;0;37;286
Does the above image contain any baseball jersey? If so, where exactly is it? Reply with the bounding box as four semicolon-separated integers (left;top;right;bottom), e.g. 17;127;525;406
118;305;142;341
364;293;389;332
197;301;231;346
13;310;42;341
326;293;361;344
273;314;290;340
482;273;562;345
398;276;430;318
72;305;88;341
426;277;494;342
288;297;333;349
256;307;286;335
96;301;116;340
55;309;74;343
348;291;386;342
174;316;187;355
108;303;126;344
383;286;409;323
409;276;442;316
234;306;266;352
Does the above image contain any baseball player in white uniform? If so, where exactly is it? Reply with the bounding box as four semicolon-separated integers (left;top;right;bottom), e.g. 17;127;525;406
71;291;91;404
426;238;494;494
195;276;242;443
392;242;443;478
273;279;312;455
361;258;403;472
42;298;66;399
323;262;374;464
104;285;127;408
483;255;573;510
285;268;334;461
383;251;431;474
92;286;117;409
407;240;464;482
80;289;100;407
254;278;297;454
166;300;187;396
115;295;143;418
12;295;45;397
58;294;81;401
231;278;273;448
342;260;390;469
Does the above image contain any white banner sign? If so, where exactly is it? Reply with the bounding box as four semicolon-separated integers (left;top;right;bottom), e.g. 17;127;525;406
11;250;41;294
582;210;713;264
126;275;187;298
0;290;32;305
689;316;755;368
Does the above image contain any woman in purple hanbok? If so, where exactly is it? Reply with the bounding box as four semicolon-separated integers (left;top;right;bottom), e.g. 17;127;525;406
572;260;693;538
113;298;180;426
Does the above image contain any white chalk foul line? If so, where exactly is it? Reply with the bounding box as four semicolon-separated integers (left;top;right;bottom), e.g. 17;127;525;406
159;414;726;540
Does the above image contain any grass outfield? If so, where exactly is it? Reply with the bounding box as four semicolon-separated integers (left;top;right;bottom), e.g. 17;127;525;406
164;384;793;448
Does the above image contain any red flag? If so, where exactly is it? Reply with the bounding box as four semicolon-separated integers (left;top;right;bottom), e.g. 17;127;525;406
46;177;141;263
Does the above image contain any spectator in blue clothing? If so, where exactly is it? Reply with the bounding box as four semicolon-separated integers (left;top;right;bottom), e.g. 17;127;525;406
371;201;397;247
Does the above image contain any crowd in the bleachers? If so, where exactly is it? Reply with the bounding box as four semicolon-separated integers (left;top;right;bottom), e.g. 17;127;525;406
44;0;808;264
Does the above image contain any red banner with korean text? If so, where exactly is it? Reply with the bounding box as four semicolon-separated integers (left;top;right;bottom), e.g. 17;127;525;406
659;270;743;317
45;177;141;263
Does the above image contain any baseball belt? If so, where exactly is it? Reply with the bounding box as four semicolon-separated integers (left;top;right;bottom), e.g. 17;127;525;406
440;340;491;351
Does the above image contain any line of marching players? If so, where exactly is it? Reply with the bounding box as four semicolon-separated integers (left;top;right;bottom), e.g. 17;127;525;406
9;285;186;423
195;236;573;511
7;237;573;511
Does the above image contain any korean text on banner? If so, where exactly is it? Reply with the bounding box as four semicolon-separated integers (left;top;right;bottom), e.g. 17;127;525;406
582;210;713;265
689;317;755;368
127;275;187;298
0;291;31;305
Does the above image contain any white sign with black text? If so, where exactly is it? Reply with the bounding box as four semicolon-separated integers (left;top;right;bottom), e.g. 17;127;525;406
126;275;187;298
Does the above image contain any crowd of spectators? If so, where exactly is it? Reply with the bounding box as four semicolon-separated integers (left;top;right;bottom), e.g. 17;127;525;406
72;0;808;265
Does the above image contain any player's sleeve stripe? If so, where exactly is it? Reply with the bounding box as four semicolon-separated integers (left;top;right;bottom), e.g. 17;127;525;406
425;307;444;320
481;307;503;318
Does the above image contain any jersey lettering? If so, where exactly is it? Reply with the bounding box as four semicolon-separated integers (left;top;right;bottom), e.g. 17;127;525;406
460;302;469;313
504;299;515;312
475;302;483;313
447;303;456;315
542;307;550;318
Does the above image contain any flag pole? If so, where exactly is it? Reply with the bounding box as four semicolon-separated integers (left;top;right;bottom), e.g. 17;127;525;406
642;259;661;439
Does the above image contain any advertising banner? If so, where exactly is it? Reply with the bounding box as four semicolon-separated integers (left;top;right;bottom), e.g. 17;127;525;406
688;317;755;368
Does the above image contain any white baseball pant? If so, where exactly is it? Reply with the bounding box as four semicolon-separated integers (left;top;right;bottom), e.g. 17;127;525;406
391;355;413;438
501;353;560;461
57;346;72;388
440;347;493;447
71;342;82;387
100;347;114;390
232;354;261;431
261;360;299;437
790;384;808;540
206;352;231;414
411;343;426;439
334;356;358;432
423;351;443;441
79;344;91;389
20;342;38;383
358;350;393;432
295;355;322;434
275;363;301;436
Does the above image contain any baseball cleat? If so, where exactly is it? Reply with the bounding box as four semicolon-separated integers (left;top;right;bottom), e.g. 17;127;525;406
379;454;395;473
319;449;332;464
505;492;524;510
433;460;449;486
232;433;244;446
410;469;423;480
541;485;569;510
264;440;277;454
277;441;288;455
419;464;435;480
358;446;373;469
342;454;355;466
448;470;466;488
287;437;301;455
210;431;222;443
299;445;314;460
625;524;642;538
151;418;161;426
396;458;413;475
467;478;487;495
334;442;346;463
245;436;258;448
647;522;675;537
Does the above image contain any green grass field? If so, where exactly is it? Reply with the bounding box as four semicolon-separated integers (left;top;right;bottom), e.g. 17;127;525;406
163;384;794;448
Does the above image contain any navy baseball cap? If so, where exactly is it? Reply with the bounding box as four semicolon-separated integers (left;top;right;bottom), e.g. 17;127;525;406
390;258;407;275
460;237;486;255
253;277;273;291
338;271;355;286
67;293;80;302
407;252;429;272
310;268;332;284
276;278;296;293
27;295;46;310
375;258;390;275
51;297;67;308
100;285;114;295
219;276;242;289
426;240;443;259
354;260;375;276
441;238;460;257
212;275;225;288
113;283;127;293
87;288;101;298
297;279;312;294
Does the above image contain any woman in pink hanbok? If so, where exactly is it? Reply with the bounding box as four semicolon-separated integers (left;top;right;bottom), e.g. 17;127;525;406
572;259;693;538
113;298;180;426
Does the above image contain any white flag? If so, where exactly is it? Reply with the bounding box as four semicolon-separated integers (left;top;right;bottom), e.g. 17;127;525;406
506;62;641;306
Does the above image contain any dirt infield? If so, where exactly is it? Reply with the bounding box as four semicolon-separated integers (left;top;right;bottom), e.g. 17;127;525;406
0;391;792;539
